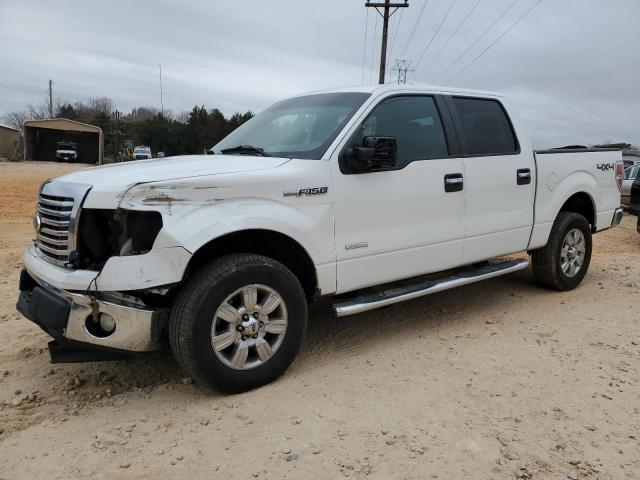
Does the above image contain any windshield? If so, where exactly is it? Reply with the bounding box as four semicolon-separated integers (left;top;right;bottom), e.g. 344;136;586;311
626;164;640;180
57;144;76;151
212;92;370;159
134;147;151;154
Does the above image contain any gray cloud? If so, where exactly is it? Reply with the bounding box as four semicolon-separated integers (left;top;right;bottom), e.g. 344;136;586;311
1;0;638;148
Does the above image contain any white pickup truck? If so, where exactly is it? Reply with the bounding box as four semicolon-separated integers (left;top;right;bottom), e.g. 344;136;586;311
17;85;624;392
55;142;78;162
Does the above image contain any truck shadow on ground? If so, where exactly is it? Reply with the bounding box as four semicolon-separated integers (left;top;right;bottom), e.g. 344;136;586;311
50;268;547;398
297;268;539;368
128;269;541;390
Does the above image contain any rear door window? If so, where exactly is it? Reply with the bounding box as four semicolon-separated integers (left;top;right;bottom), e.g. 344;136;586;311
451;97;518;156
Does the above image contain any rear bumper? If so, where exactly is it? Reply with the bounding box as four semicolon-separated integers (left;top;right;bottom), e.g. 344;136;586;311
17;269;167;362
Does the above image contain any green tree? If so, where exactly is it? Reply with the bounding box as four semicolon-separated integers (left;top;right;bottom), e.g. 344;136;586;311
56;103;78;120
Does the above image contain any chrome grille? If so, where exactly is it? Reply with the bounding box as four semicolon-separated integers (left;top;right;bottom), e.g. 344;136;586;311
35;181;91;267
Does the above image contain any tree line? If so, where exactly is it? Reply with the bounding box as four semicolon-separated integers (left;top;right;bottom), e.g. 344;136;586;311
3;96;254;160
3;97;638;160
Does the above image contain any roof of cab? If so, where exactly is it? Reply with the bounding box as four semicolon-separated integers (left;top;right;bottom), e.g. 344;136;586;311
295;83;505;99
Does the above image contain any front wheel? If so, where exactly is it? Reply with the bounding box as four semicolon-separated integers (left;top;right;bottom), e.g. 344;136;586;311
169;254;307;393
531;212;592;291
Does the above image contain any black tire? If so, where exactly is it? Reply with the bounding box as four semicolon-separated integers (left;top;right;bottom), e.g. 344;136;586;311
169;254;307;393
531;212;592;291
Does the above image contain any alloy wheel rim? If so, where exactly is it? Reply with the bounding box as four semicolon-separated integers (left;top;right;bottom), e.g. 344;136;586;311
560;228;586;278
211;284;288;370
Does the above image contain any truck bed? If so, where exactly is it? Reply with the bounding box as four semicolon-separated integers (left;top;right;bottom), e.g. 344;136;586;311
528;148;622;250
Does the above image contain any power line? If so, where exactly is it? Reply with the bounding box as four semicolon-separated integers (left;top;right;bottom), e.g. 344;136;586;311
387;8;404;71
361;7;370;84
421;0;481;76
413;0;458;71
399;0;429;60
445;0;543;84
369;13;379;83
431;0;520;84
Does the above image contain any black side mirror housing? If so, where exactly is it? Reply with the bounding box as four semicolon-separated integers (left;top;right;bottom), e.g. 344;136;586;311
346;136;397;172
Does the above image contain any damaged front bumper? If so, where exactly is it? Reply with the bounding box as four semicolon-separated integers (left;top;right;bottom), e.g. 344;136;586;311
16;269;167;363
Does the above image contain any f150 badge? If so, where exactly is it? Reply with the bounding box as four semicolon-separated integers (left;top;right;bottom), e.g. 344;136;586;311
283;186;328;197
597;163;614;171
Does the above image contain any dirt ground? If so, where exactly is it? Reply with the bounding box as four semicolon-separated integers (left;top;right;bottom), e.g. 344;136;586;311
0;161;639;480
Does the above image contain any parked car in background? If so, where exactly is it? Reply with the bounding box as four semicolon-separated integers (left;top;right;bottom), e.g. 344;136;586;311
55;142;78;162
17;85;624;392
620;163;640;207
629;172;640;232
157;152;166;158
622;149;640;171
132;146;152;160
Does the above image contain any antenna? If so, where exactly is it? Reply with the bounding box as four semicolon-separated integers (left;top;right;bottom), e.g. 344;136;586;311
159;64;164;117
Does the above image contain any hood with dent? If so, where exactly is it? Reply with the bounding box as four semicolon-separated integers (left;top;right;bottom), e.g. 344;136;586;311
55;154;290;208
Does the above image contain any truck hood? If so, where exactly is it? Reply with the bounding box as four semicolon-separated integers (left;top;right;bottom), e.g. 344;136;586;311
56;154;290;208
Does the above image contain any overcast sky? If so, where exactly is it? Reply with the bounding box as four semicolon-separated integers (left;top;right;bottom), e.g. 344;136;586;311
1;0;638;148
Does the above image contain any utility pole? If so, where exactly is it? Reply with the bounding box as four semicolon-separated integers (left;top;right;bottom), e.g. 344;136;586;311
365;0;409;84
48;79;53;118
391;59;415;84
114;109;121;162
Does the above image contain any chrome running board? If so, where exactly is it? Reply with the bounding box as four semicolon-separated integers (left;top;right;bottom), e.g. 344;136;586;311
333;259;530;317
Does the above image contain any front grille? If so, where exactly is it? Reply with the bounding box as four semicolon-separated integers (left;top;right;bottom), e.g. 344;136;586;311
36;194;74;264
35;181;91;267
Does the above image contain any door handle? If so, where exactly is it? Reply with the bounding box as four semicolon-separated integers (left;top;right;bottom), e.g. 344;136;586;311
444;173;464;192
517;168;532;185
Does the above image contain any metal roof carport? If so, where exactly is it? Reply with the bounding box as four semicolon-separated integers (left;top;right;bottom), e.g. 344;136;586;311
23;119;103;165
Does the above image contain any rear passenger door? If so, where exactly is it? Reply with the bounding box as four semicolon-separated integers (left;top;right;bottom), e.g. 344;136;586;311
446;96;535;263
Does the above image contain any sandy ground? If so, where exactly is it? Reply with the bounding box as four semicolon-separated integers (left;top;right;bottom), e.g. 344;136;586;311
0;161;639;480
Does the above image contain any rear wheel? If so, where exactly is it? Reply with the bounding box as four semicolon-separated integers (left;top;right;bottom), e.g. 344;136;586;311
531;212;592;291
169;254;307;393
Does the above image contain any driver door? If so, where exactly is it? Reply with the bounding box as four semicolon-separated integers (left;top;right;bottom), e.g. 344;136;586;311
331;94;466;294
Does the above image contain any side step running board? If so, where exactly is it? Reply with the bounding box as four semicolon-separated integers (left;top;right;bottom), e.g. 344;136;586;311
333;259;529;317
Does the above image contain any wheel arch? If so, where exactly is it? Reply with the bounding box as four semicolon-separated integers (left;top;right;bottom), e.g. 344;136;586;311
558;191;596;230
186;229;319;299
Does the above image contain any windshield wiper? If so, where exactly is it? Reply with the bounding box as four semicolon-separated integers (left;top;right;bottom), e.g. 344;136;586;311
219;145;271;157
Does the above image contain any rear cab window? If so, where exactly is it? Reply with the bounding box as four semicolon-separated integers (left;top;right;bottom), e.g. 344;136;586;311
450;97;519;156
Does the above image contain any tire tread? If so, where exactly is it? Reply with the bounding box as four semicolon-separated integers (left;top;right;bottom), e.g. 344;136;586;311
531;212;591;291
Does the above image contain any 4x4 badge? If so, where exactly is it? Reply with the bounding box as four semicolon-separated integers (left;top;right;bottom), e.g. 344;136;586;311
597;163;614;171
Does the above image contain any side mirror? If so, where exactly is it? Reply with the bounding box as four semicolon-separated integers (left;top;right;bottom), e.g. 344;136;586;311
346;136;397;172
